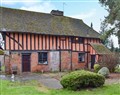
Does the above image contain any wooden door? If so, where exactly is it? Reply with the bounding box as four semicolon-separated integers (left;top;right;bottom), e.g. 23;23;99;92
22;54;31;72
91;55;96;69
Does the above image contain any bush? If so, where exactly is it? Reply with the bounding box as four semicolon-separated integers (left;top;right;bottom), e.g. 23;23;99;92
98;67;110;77
98;53;120;72
60;70;105;90
94;64;101;73
115;64;120;73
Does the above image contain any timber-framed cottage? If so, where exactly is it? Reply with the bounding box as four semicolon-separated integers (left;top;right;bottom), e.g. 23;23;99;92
0;7;111;74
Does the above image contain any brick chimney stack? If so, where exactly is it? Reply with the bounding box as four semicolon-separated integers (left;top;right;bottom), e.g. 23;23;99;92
50;10;63;16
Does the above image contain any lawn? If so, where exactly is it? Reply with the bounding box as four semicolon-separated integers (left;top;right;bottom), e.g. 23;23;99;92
0;80;120;95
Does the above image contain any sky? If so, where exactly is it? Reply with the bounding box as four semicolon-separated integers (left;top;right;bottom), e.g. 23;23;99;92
0;0;119;47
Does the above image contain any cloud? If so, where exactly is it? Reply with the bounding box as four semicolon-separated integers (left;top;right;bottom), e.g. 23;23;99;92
1;0;15;5
20;2;55;13
71;9;96;19
111;35;119;48
1;0;42;5
1;0;55;13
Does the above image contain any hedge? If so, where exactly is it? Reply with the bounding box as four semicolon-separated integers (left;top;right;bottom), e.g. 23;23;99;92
60;70;105;90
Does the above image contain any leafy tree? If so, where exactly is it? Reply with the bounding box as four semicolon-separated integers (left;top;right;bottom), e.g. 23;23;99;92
99;0;120;48
114;47;120;52
100;21;110;47
110;39;114;51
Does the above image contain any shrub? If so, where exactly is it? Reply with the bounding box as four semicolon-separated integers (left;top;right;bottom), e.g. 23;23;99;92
115;64;120;73
60;70;105;90
98;67;110;77
94;64;101;73
98;53;120;72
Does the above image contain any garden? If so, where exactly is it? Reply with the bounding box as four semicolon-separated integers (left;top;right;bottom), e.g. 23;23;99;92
0;75;120;95
0;53;120;95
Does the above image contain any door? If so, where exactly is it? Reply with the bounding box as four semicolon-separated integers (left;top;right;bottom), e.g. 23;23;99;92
22;54;31;72
49;51;60;71
91;55;96;69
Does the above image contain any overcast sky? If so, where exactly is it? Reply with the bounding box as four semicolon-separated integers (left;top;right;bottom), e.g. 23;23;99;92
0;0;119;47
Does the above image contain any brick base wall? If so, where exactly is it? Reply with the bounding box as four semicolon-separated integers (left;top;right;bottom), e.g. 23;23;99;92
31;52;49;72
61;51;71;71
72;52;86;70
5;51;88;74
4;52;21;74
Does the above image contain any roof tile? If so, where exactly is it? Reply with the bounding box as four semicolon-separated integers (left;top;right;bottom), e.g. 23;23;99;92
0;7;100;38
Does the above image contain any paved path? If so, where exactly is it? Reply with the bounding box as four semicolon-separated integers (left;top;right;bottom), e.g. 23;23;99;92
0;73;63;89
39;78;62;89
105;73;120;85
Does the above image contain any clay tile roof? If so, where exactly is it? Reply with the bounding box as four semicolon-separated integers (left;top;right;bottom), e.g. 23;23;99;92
0;7;100;38
90;43;112;54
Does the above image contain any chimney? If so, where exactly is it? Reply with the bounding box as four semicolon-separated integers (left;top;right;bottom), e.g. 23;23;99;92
91;22;93;28
50;10;63;16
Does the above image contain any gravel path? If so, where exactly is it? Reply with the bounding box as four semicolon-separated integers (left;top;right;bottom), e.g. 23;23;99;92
105;73;120;85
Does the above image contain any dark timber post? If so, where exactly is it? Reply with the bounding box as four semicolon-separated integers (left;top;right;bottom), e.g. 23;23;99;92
59;46;61;72
70;50;72;71
87;39;89;68
70;37;73;71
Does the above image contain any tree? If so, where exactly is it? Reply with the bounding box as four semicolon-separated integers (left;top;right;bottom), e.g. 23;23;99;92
100;20;110;47
99;0;120;48
110;39;114;51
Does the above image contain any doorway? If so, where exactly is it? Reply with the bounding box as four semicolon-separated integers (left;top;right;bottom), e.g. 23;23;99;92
91;55;96;69
22;54;31;72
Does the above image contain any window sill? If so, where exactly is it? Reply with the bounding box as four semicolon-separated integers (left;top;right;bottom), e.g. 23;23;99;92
38;63;48;65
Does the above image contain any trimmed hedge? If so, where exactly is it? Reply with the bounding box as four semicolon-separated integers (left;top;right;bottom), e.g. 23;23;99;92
60;70;105;90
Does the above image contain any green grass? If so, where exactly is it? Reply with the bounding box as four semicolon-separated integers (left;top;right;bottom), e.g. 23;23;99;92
0;80;120;95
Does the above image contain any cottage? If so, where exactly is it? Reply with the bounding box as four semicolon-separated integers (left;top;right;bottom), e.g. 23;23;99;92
0;7;111;74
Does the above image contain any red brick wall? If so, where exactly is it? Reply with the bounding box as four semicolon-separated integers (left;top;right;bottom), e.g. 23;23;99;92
31;52;49;72
72;52;86;70
61;51;87;71
4;55;11;74
4;52;21;74
61;51;71;71
5;51;88;74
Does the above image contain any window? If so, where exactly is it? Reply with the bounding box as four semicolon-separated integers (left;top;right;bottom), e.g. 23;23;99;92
79;38;84;43
38;52;48;64
78;53;85;62
71;37;84;43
